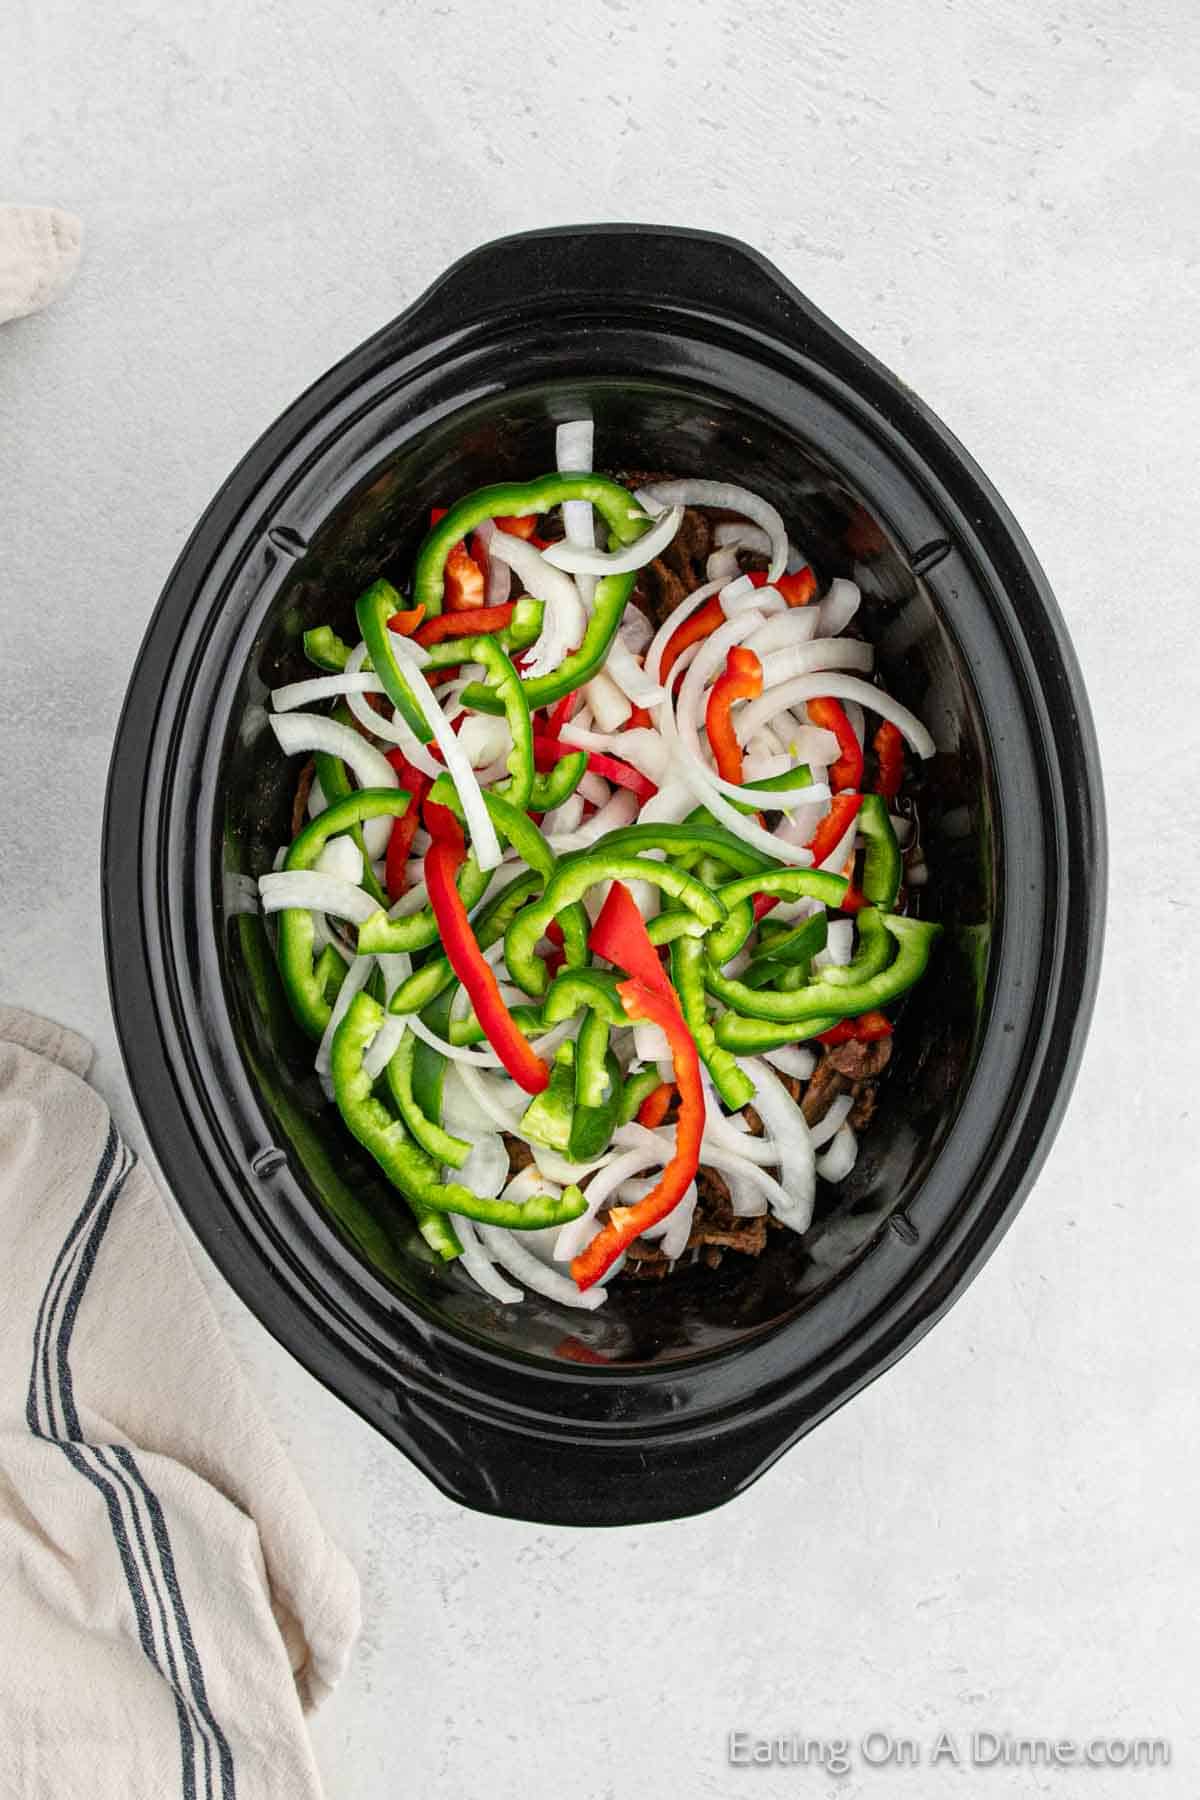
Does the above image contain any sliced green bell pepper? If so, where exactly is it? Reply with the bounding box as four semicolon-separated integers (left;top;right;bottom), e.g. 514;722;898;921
355;579;432;740
303;625;351;672
821;906;892;988
670;934;755;1110
333;993;586;1228
518;1043;577;1154
707;912;941;1024
618;1066;663;1124
384;1030;471;1169
857;793;902;909
703;868;849;967
423;638;534;809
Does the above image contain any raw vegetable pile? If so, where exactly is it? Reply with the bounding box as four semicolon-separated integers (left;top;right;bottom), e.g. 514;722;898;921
258;422;940;1310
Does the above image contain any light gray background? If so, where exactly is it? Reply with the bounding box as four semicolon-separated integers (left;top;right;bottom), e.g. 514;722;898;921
3;2;1196;1796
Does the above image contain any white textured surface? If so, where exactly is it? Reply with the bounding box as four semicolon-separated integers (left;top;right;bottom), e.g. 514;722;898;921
2;3;1197;1796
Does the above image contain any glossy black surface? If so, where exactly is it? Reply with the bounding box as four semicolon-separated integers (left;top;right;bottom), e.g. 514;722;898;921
103;227;1104;1524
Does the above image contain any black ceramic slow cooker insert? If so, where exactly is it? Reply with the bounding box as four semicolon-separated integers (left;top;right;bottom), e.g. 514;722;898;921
103;226;1104;1526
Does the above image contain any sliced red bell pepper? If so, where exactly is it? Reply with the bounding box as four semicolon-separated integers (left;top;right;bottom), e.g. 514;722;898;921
588;879;673;999
747;568;817;607
494;513;540;539
424;836;550;1094
428;506;486;611
422;792;464;849
816;1010;893;1045
626;704;654;729
533;736;658;803
383;750;431;901
806;792;863;865
637;1080;675;1129
705;645;762;785
873;719;904;802
806;695;864;792
660;595;724;681
414;603;516;647
385;603;427;637
571;977;703;1290
546;689;579;736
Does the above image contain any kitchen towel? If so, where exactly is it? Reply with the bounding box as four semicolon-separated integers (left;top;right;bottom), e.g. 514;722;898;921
0;205;81;324
0;1007;360;1799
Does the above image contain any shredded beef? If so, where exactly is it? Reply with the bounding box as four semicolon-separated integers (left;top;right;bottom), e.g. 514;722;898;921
501;1134;535;1175
826;1037;893;1082
290;758;316;839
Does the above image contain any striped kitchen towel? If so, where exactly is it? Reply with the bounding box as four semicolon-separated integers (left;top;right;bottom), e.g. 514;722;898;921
0;1008;360;1799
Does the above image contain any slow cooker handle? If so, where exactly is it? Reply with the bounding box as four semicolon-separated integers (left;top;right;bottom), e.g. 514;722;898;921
390;223;843;358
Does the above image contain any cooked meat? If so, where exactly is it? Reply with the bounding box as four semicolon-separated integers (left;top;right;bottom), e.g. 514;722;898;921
630;502;714;629
802;1039;892;1139
801;1053;849;1127
501;1134;535;1175
847;1084;881;1132
826;1037;893;1082
291;757;316;839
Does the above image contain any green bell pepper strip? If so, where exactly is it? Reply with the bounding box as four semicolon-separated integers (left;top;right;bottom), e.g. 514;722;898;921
528;751;587;812
386;870;543;1017
276;788;413;1038
410;987;454;1127
314;706;388;907
413;473;651;615
713;1012;845;1053
303;625;351;672
443;1002;543;1047
570;1044;623;1163
856;794;902;909
518;1044;577;1154
498;596;545;653
506;855;726;1000
670;934;756;1111
582;822;776;878
423;638;534;809
747;909;828;970
356;579;436;741
384;1031;471;1169
314;944;349;1003
685;763;814;826
703;868;849;967
707;913;942;1024
821;906;892;989
541;967;627;1029
333;994;586;1228
618;1066;664;1124
358;851;492;956
461;570;636;717
573;1008;613;1111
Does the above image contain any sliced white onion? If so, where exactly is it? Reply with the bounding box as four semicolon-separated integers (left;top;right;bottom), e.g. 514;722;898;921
442;1064;519;1134
474;519;513;607
713;520;774;557
271;671;385;712
742;609;823;656
763;1044;817;1080
706;545;742;584
635;480;787;582
618;605;654;653
385;637;503;870
759;638;873;685
575;770;611;806
559;722;672;785
458;1132;510;1198
734;1058;818;1229
542;503;682;576
631;1177;698;1259
808;1092;854;1149
643;578;727;685
604;633;666;707
554;1148;664;1262
306;775;327;820
819;812;861;874
556;418;597;610
583;669;633;732
315;950;375;1085
314;835;364;886
633;1021;672;1064
818;577;862;636
480;1216;606;1311
814;918;855;968
738;673;936;759
490;530;586;681
457;712;512;770
270;710;399;857
342;641;443;777
451;1213;524;1304
545;785;638;853
816;1124;858;1183
637;777;698;828
361;952;413;1081
258;870;379;924
543;790;585;837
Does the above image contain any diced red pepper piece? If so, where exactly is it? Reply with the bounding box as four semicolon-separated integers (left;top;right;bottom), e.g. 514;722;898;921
588;879;673;1000
705;644;762;786
747;567;817;607
571;977;703;1290
494;514;540;539
533;736;658;803
816;1010;893;1045
385;603;427;637
637;1081;675;1129
660;596;724;681
806;695;864;792
425;836;549;1094
873;720;904;803
546;689;580;736
626;705;654;729
415;603;516;647
806;793;863;865
428;506;486;611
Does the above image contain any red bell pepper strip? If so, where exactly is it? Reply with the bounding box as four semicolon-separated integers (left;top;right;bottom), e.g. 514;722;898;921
533;736;658;803
637;1080;675;1129
806;695;864;792
873;720;904;803
571;978;703;1290
414;603;516;647
422;791;464;849
424;836;550;1094
494;513;540;539
660;596;724;681
806;793;863;865
747;568;817;607
429;506;486;611
705;645;762;785
816;1010;893;1045
546;689;579;736
383;750;431;901
588;879;673;999
385;603;427;637
626;704;654;729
